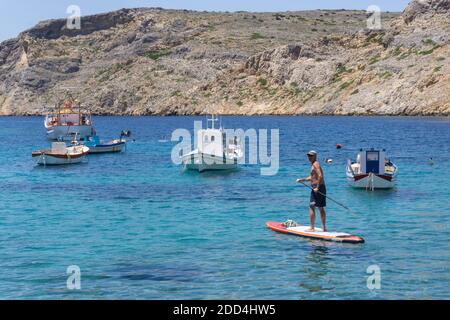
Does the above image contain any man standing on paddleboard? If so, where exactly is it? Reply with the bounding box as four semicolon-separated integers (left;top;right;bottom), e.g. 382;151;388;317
296;150;327;232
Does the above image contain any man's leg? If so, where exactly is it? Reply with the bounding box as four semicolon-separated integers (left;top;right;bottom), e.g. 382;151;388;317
307;206;315;231
319;207;326;232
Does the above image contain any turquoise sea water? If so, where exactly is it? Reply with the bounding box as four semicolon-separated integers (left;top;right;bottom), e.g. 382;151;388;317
0;116;449;299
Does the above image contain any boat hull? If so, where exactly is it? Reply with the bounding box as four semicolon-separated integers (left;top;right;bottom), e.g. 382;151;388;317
46;125;94;141
182;152;238;172
347;173;395;189
32;146;89;165
86;141;126;154
33;152;87;165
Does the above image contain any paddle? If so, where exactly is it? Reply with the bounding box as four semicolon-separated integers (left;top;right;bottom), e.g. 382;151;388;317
297;180;359;215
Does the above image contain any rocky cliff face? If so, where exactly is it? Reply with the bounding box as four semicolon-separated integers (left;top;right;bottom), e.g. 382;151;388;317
200;0;450;115
403;0;450;23
0;1;448;115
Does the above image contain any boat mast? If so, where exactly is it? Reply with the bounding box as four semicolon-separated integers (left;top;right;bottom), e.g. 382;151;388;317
207;114;218;130
78;99;81;125
57;100;61;125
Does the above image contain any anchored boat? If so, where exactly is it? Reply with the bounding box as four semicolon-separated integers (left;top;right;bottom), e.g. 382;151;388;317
78;131;130;154
81;136;125;154
32;142;89;165
181;115;243;172
346;148;397;190
45;98;95;141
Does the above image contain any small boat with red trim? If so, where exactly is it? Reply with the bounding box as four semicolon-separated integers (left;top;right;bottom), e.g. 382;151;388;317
346;148;397;190
32;142;89;165
266;221;364;244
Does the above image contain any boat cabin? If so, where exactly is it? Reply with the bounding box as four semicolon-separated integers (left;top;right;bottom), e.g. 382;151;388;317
46;100;92;127
195;115;240;158
360;149;386;174
351;148;393;175
197;122;226;158
51;142;68;153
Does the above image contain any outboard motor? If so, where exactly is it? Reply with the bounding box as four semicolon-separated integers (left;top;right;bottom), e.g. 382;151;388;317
120;130;131;138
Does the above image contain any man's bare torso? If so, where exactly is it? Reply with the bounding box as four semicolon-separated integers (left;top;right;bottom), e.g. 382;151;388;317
310;161;325;186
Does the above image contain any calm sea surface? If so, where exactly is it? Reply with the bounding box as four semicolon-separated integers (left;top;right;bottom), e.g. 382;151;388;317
0;116;448;299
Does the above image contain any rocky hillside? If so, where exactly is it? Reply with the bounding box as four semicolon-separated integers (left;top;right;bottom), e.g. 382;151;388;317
0;1;448;115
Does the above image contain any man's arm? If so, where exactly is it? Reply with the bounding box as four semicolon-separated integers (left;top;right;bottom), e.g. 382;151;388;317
296;176;311;183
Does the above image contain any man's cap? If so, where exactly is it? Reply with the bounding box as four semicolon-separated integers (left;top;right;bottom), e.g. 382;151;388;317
307;150;317;156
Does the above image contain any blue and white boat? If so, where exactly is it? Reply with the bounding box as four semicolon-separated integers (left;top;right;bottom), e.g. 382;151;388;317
75;131;131;154
82;136;125;154
346;148;398;190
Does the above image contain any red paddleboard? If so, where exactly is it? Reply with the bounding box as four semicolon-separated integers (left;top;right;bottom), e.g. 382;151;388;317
266;221;364;244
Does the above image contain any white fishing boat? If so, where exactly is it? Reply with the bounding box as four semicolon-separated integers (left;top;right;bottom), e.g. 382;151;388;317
32;142;89;165
181;115;243;172
45;98;95;141
346;148;398;190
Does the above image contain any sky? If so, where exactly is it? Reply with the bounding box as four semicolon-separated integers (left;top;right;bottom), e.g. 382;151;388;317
0;0;411;42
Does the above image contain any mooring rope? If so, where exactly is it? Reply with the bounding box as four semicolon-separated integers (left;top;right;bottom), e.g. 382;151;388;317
365;173;375;191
